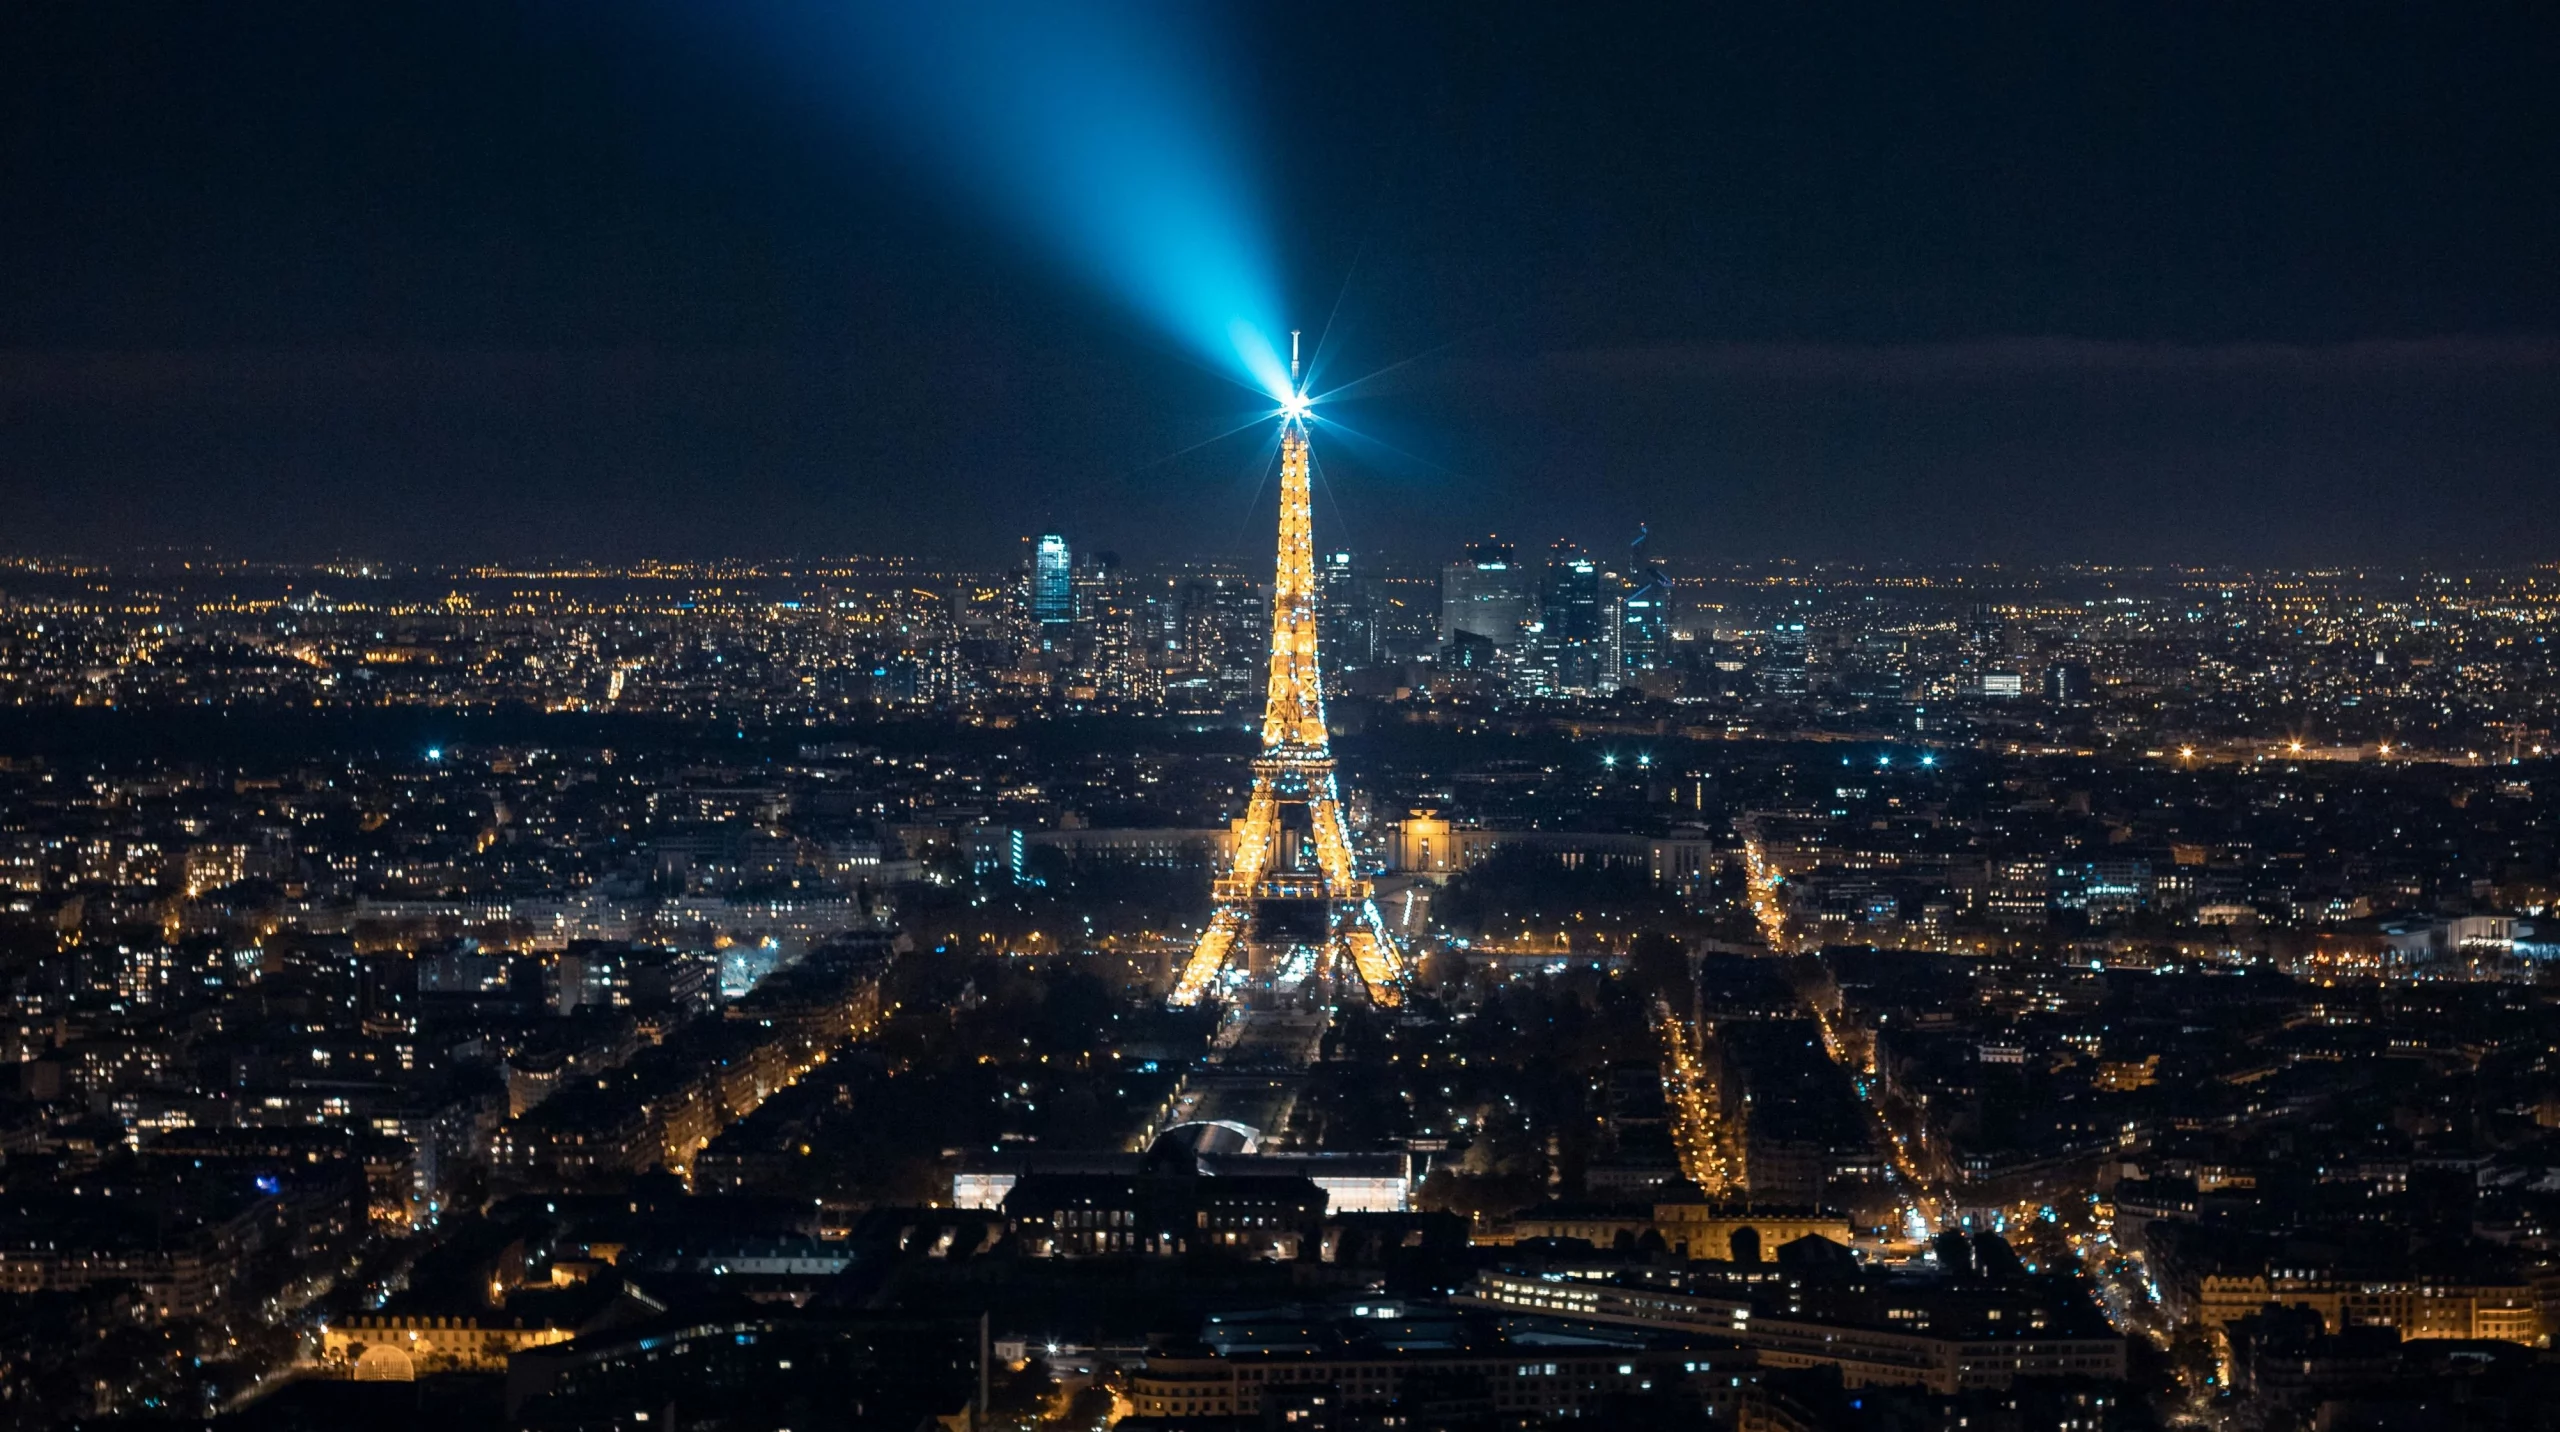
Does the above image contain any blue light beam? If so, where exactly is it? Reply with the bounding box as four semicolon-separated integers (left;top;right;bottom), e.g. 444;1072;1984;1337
781;2;1292;401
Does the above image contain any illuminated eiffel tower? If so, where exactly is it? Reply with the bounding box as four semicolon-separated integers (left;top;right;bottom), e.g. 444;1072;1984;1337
1170;336;1404;1008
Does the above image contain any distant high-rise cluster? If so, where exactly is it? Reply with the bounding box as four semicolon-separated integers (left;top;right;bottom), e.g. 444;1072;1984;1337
1419;529;1683;696
997;522;1705;709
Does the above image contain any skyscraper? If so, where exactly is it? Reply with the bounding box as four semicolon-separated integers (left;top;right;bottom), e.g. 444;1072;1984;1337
1031;532;1073;626
1318;550;1375;669
1762;617;1810;698
1538;540;1604;691
1539;542;1602;642
1609;523;1674;686
1441;539;1531;651
1172;574;1265;711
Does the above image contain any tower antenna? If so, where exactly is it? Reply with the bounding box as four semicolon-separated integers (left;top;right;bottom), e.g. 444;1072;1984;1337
1290;329;1301;385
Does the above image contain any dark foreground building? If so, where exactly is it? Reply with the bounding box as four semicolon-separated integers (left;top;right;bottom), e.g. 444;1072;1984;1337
504;1311;985;1431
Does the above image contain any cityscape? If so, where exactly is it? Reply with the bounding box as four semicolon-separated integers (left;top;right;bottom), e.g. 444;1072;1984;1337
7;3;2560;1432
4;529;2558;1430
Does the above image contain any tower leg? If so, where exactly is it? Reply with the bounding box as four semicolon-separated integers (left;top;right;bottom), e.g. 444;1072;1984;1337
1308;787;1403;1006
1227;784;1283;895
1305;786;1360;890
1343;912;1404;1008
1173;905;1248;1007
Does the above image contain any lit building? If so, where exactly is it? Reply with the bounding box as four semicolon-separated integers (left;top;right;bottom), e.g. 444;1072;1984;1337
320;1311;577;1376
955;1149;1410;1216
1170;573;1265;711
1384;812;1713;895
1761;619;1809;698
1610;523;1675;684
1538;540;1605;691
1441;539;1531;649
1030;532;1073;626
1318;549;1376;668
2194;1272;2543;1345
1126;1303;1752;1423
1463;1258;2127;1394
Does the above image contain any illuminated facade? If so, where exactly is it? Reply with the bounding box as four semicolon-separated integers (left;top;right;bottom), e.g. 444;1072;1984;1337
2195;1273;2544;1345
1171;414;1404;1007
321;1312;575;1376
1031;532;1073;625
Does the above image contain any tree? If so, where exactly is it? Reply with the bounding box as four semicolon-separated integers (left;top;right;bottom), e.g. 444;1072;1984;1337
1628;930;1690;1002
986;1355;1059;1429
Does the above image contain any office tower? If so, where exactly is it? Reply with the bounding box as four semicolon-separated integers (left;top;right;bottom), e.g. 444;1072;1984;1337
1441;539;1531;651
1065;554;1160;707
1609;523;1673;685
1540;540;1604;691
1762;617;1810;698
1613;584;1671;681
1173;409;1403;1008
1072;547;1119;628
1318;550;1376;668
1031;532;1073;626
1172;574;1265;711
1540;541;1603;642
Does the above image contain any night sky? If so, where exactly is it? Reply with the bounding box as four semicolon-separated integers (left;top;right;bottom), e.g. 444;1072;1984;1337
2;3;2555;567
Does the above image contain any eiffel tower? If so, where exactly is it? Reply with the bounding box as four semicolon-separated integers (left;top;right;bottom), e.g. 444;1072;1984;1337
1169;337;1404;1008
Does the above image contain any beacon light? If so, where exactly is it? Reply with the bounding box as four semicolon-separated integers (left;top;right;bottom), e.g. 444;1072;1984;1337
1276;331;1312;421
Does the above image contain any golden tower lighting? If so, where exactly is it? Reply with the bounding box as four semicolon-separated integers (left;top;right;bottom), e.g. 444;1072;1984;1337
1170;334;1405;1008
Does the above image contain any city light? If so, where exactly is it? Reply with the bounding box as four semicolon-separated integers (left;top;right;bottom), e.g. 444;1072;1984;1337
10;5;2542;1421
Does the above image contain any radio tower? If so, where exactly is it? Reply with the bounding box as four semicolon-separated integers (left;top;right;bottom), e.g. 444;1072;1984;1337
1170;333;1405;1008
